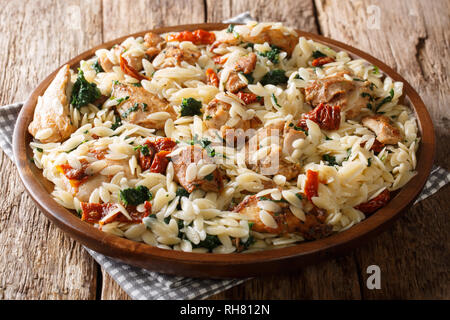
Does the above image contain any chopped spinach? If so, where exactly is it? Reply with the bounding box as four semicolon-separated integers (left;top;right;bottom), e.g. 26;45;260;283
312;50;327;58
132;82;143;87
260;69;288;86
322;154;338;166
92;59;104;73
36;147;43;153
240;235;255;250
119;185;153;206
195;234;221;251
204;173;214;181
271;94;282;108
180;97;202;117
368;158;372;167
111;114;122;130
375;88;394;111
70;69;101;109
226;24;235;33
258;45;281;64
176;187;190;198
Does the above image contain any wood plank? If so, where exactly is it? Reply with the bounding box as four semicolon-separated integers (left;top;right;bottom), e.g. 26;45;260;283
0;0;102;299
99;0;206;300
315;0;450;299
206;0;318;33
102;0;206;42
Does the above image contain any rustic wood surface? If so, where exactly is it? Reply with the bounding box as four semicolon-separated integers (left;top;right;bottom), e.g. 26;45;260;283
0;0;448;299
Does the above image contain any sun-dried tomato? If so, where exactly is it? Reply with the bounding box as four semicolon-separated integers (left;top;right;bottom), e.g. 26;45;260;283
205;68;219;87
298;103;341;131
150;150;171;173
312;56;335;67
237;92;263;105
355;189;391;214
120;55;149;81
138;138;176;172
304;170;319;200
56;160;89;188
166;29;216;45
80;201;152;225
153;137;177;152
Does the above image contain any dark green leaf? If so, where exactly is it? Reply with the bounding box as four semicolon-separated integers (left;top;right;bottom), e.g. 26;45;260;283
260;69;288;86
70;70;101;109
180;97;202;117
119;185;153;206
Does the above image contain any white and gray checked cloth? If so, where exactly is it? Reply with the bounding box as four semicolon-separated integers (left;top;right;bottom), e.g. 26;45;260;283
1;12;449;300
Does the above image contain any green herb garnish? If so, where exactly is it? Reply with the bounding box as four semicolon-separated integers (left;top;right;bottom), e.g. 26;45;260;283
226;24;235;33
312;50;327;58
258;45;281;64
180;97;202;117
119;185;153;206
134;144;150;156
375;88;394;111
322;154;338;166
70;69;101;109
260;69;288;86
92;59;104;73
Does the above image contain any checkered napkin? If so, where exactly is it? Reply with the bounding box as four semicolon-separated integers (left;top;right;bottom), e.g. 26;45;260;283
1;12;449;299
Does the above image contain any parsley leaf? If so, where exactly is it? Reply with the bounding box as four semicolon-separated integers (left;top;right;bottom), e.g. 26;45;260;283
322;154;338;166
375;88;394;111
226;24;235;33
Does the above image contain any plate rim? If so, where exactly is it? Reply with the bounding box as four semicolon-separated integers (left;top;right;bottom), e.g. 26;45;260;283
12;23;435;278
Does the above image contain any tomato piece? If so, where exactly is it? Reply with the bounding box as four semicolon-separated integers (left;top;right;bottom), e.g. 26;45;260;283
237;92;263;105
206;68;219;87
304;170;319;200
150;150;171;174
355;189;390;214
166;29;215;45
120;55;149;81
298;103;341;131
56;160;89;188
153;137;177;152
312;56;335;67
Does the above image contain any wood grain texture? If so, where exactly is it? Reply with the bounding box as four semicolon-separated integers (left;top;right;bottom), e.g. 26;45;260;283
315;0;450;299
102;0;206;42
0;0;101;299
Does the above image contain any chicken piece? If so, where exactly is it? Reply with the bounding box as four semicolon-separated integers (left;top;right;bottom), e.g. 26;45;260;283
99;45;144;73
171;146;223;193
157;46;201;68
362;115;402;145
28;64;75;143
144;32;165;60
144;32;164;48
304;73;372;119
283;127;306;156
234;52;257;74
224;72;247;93
221;53;257;93
204;99;261;147
212;27;298;56
112;83;176;130
245;122;302;180
233;195;332;239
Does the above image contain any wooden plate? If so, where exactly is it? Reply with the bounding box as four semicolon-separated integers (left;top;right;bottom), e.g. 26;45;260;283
13;23;435;278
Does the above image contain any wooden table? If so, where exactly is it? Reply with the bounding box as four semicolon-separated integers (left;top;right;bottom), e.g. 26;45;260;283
0;0;448;300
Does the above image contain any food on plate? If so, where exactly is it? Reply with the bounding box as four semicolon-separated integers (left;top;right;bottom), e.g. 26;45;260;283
29;22;419;253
